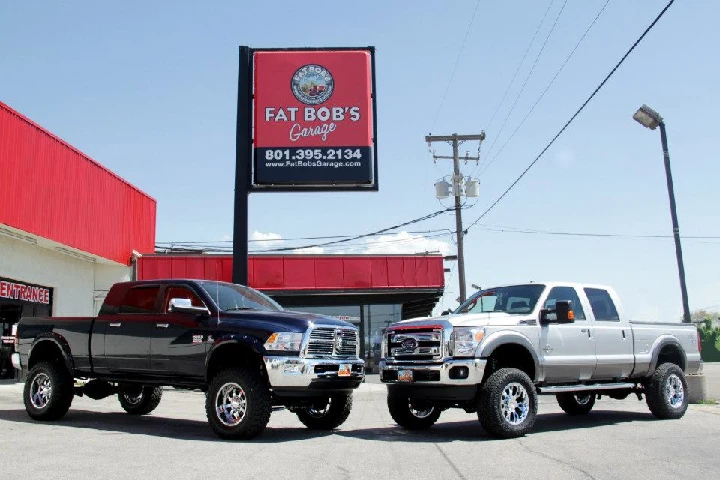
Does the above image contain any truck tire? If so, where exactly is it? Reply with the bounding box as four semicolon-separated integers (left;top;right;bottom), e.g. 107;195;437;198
296;393;353;430
205;367;272;440
644;362;688;419
387;393;441;429
118;385;163;415
556;392;595;415
23;361;74;421
477;368;538;438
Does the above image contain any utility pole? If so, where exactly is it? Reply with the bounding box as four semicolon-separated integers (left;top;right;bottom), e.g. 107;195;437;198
426;132;486;304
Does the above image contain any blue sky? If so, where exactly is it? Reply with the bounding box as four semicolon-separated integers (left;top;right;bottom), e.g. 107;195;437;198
2;0;718;320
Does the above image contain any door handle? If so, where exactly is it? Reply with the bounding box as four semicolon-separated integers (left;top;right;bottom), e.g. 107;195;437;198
580;328;591;338
109;322;122;328
156;323;170;329
622;330;626;339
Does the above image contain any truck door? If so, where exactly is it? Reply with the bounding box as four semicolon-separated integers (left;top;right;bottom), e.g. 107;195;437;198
585;287;634;380
99;285;159;373
150;285;208;379
540;286;596;382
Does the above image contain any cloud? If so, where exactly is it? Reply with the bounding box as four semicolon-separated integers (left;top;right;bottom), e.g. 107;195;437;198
363;231;452;256
250;231;284;249
292;246;325;254
553;148;575;168
220;234;232;241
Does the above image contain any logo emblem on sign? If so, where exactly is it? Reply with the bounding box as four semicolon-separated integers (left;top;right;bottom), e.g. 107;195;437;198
401;338;418;351
291;64;334;105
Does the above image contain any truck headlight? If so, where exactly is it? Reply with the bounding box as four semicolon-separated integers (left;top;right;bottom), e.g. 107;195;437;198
451;328;485;357
264;332;303;353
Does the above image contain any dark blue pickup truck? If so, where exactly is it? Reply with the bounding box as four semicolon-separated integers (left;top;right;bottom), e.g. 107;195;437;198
12;279;364;439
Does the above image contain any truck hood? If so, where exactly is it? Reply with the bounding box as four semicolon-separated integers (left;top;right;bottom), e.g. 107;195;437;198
220;309;356;333
391;312;537;329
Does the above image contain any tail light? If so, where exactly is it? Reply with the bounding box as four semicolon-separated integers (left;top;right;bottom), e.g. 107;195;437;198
697;331;702;355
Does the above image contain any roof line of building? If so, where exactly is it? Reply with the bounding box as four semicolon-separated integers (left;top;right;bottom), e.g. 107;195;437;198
0;100;156;202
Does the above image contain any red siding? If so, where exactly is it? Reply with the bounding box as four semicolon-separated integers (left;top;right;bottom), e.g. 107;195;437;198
0;101;156;264
137;255;445;291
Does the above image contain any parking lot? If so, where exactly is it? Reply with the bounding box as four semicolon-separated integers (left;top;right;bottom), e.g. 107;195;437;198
0;374;719;480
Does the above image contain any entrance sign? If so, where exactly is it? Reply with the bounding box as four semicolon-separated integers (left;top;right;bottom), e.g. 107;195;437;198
251;47;378;189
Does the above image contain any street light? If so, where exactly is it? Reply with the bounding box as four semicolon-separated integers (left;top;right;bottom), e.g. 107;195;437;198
633;104;691;323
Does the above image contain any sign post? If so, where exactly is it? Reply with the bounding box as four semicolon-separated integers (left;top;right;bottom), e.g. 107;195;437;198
233;46;378;285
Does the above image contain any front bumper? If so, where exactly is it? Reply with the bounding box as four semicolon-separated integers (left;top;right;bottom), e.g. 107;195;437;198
380;358;487;386
264;356;365;390
11;353;21;370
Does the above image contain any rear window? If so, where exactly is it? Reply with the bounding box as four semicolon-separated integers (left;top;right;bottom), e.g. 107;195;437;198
119;286;160;314
584;288;620;321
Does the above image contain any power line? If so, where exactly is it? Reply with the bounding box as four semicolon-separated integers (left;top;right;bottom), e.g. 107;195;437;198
478;0;612;177
254;208;455;253
430;0;483;132
483;0;556;134
156;228;454;247
476;223;720;240
484;0;569;160
466;0;677;233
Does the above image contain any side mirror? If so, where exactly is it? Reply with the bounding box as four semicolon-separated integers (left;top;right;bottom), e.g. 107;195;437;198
441;309;453;316
539;300;575;325
169;298;209;315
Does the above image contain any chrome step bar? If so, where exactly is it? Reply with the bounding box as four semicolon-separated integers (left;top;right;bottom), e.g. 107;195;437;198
537;382;636;394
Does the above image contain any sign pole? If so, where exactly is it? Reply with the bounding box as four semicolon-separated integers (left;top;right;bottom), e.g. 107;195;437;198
232;46;253;285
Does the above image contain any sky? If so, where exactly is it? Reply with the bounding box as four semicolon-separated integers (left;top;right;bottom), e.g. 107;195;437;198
2;0;719;321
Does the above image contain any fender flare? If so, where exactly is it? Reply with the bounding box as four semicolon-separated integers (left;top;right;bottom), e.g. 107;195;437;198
649;335;687;372
477;330;541;381
28;333;74;374
204;334;267;381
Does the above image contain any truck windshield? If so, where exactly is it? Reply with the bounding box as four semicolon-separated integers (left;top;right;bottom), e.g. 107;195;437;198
454;284;546;315
198;281;284;312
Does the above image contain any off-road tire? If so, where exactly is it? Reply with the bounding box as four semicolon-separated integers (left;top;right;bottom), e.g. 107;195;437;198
205;367;271;440
387;393;442;429
23;361;74;421
118;385;163;415
478;368;538;438
296;393;353;430
556;392;595;415
644;362;688;419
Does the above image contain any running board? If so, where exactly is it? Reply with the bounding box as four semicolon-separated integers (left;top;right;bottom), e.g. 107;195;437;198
537;382;636;394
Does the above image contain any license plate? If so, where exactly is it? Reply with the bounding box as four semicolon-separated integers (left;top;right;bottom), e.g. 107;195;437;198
397;369;413;382
338;364;352;377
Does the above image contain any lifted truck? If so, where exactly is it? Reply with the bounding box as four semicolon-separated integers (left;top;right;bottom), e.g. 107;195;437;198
12;279;364;439
379;282;702;438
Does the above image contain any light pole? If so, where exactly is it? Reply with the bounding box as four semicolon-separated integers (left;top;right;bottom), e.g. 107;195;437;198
633;104;691;323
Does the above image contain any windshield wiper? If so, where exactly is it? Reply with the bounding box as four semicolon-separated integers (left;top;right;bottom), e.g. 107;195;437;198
223;306;258;312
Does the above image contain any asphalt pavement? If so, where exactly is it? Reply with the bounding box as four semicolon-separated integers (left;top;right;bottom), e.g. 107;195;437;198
1;378;719;480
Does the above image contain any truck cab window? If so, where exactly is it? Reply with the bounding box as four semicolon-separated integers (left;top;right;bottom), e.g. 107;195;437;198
163;287;205;312
584;288;620;321
119;286;160;314
544;287;586;320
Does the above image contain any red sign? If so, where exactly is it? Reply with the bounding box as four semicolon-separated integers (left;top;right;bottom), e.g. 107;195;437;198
0;280;51;304
252;48;376;186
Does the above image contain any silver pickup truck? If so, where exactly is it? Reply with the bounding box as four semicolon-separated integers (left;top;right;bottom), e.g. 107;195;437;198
379;282;702;438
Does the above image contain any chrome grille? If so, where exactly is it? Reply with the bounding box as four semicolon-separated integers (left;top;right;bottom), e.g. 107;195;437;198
387;328;443;361
305;327;358;358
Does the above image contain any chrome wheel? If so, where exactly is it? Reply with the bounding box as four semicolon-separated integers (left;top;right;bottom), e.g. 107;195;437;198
29;373;52;409
500;382;529;425
307;398;331;418
122;389;144;406
665;374;685;408
575;393;593;405
409;402;435;419
215;382;247;426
